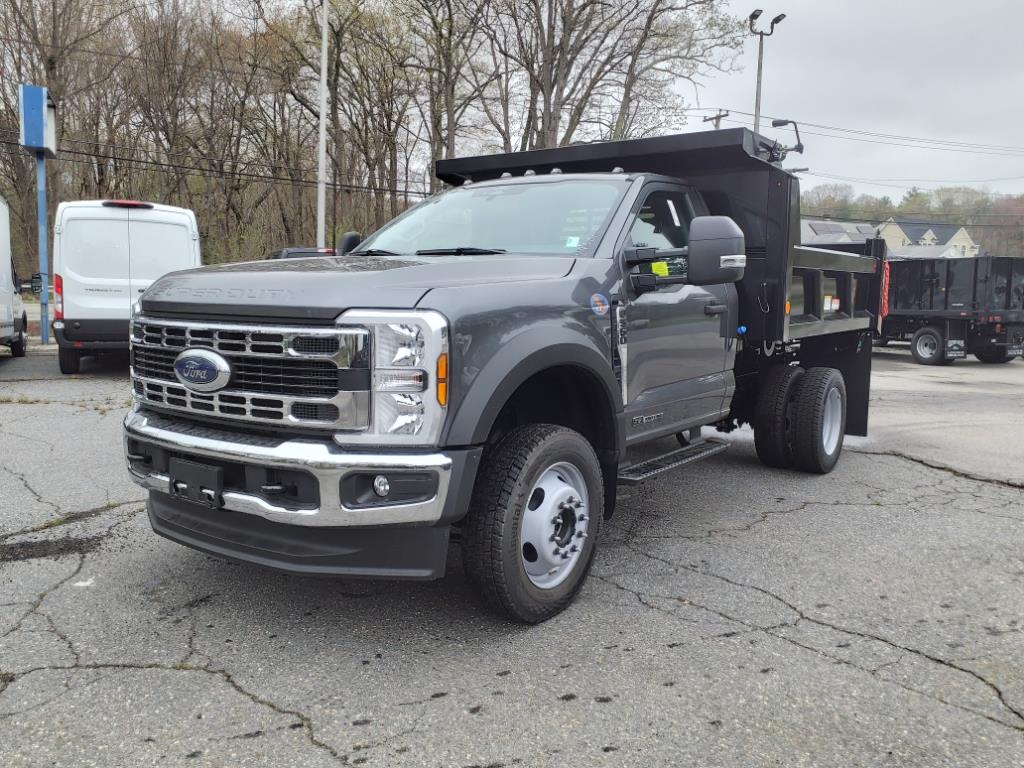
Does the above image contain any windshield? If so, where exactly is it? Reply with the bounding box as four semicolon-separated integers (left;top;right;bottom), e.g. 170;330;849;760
356;179;626;256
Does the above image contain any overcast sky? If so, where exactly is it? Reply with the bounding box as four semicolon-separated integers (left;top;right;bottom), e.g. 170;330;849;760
689;0;1024;199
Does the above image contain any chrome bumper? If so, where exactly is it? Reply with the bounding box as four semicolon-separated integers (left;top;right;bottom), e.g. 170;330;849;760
123;408;453;527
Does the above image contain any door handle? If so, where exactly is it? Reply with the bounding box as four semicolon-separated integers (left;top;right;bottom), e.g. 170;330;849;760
704;303;727;316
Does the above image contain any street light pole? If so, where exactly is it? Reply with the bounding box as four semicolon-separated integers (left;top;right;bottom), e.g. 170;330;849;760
749;9;786;134
315;0;330;249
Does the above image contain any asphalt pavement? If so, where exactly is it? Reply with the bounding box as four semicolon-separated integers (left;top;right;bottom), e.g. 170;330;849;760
1;343;1023;767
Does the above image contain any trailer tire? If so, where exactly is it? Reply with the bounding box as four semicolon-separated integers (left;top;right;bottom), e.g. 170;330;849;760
58;347;81;375
754;364;804;468
790;368;846;474
910;326;946;365
974;349;1012;364
462;424;603;624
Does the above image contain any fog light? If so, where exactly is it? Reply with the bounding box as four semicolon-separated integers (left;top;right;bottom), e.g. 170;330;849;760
372;475;390;497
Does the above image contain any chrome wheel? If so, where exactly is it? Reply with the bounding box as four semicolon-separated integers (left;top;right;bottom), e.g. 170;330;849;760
520;461;590;590
821;387;843;455
915;333;938;360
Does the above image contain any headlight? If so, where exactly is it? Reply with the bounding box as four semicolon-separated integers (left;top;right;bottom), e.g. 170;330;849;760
336;309;449;447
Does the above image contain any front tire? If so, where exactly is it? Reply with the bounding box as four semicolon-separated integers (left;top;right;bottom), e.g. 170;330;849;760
790;368;847;474
58;346;80;374
10;322;27;358
754;364;804;468
911;326;946;365
462;424;603;623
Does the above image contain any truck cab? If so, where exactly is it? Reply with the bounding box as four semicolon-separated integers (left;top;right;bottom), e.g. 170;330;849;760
123;129;882;622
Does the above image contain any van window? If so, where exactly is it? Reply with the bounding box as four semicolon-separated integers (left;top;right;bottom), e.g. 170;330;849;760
62;218;129;278
129;219;193;279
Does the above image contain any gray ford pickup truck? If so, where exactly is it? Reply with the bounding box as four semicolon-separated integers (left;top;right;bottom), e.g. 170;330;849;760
124;129;883;622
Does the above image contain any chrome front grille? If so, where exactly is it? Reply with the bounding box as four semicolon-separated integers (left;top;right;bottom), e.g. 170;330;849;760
130;316;370;430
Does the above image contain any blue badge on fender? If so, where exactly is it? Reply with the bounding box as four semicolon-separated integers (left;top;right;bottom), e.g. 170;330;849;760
590;293;610;317
172;349;232;392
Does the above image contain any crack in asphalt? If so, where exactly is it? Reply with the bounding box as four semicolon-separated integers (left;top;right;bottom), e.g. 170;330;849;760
0;661;346;764
849;447;1024;491
606;539;1024;733
0;498;145;543
1;465;61;516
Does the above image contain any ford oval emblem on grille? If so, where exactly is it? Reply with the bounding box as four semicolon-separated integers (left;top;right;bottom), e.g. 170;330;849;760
173;349;232;392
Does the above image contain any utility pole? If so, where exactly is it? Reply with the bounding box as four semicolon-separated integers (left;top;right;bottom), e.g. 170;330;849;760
703;110;729;129
18;85;57;344
748;9;786;134
315;0;330;248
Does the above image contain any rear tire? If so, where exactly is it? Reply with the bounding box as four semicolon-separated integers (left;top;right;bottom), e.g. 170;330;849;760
974;349;1012;364
754;364;804;468
790;368;846;475
462;424;603;624
911;326;946;366
10;323;26;358
58;346;81;374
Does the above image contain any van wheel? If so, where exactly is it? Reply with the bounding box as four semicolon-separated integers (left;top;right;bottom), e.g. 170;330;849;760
58;347;81;374
754;364;804;468
911;326;946;365
462;424;603;624
974;349;1012;364
10;324;27;358
790;368;846;474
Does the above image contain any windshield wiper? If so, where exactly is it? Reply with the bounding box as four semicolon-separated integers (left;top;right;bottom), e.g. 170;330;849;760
352;248;401;256
416;246;507;255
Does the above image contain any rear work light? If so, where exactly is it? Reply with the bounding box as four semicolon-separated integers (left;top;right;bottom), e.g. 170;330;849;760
102;200;154;209
54;274;63;320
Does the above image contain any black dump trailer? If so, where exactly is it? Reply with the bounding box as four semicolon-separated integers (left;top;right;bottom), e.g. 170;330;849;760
438;128;885;436
879;255;1024;364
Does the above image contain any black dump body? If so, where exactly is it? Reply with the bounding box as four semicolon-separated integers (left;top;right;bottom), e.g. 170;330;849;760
437;128;883;343
885;255;1024;323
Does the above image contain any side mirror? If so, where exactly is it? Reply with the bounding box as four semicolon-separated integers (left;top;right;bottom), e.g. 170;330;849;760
338;231;362;255
30;273;43;295
687;216;746;285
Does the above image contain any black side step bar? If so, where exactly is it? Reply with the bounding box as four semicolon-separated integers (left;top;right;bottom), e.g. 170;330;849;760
617;438;729;485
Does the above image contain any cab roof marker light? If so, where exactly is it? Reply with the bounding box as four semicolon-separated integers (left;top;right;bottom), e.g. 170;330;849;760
524;169;536;176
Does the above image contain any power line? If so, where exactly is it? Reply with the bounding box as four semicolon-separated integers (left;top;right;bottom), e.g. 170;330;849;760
802;210;1024;228
705;107;1024;155
0;139;429;196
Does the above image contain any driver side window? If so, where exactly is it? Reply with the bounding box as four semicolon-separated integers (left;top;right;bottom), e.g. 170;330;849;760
628;189;694;250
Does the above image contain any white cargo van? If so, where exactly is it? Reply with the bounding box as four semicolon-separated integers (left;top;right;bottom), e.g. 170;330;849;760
0;195;28;358
52;200;201;374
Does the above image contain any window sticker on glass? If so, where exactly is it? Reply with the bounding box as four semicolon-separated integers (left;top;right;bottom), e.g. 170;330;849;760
666;199;681;227
565;236;580;248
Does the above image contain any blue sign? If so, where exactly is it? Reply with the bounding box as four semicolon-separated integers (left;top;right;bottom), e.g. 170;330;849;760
19;84;56;158
173;350;232;392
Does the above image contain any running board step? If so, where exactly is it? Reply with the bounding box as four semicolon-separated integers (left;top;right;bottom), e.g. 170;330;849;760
617;438;728;485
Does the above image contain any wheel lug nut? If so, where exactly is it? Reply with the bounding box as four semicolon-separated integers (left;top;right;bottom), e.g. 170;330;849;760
576;531;586;539
577;514;587;522
551;516;561;525
561;551;570;559
573;500;583;509
570;545;579;553
549;534;558;542
552;548;561;556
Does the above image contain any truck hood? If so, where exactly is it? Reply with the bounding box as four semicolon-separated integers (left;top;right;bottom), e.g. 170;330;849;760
140;254;576;321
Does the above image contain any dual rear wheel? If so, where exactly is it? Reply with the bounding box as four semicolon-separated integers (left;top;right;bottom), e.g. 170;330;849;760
754;365;847;474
